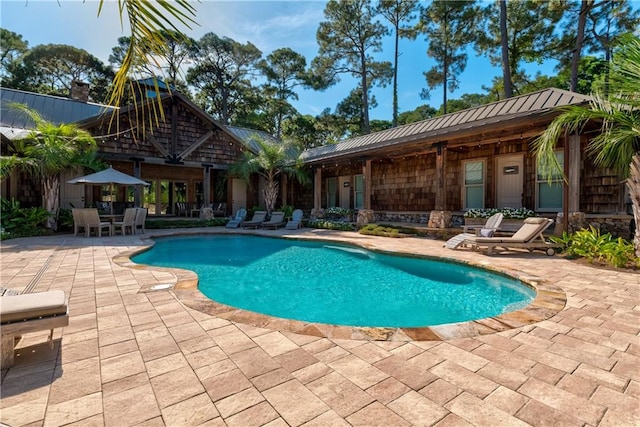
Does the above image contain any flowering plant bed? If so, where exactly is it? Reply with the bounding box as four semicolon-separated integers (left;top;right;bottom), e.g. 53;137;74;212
464;207;536;219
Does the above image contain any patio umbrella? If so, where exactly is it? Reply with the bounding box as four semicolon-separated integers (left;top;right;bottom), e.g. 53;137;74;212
67;166;150;214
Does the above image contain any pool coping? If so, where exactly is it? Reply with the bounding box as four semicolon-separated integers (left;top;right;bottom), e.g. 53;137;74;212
113;230;567;341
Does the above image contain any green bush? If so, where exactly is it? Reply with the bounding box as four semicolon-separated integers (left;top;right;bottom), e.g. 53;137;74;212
145;217;228;229
0;197;51;239
306;219;355;231
359;224;417;238
551;226;639;269
57;208;73;232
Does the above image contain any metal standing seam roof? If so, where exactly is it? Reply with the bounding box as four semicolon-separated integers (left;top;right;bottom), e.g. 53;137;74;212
224;125;282;152
300;88;592;163
0;88;117;132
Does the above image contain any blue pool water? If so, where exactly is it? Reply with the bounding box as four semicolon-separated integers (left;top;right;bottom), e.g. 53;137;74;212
132;235;535;328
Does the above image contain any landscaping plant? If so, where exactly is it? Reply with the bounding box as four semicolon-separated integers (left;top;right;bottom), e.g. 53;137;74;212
551;226;639;269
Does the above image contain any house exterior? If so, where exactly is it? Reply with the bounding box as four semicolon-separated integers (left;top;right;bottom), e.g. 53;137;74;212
295;88;632;237
1;85;633;237
1;83;270;216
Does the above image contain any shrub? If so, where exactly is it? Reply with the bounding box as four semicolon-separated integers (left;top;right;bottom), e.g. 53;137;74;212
145;217;228;229
0;197;51;239
464;207;536;219
358;224;417;238
551;226;639;269
306;219;355;231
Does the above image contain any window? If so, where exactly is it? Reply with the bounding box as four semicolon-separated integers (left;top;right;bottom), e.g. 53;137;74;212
354;174;364;209
326;177;337;208
536;152;564;211
463;160;484;209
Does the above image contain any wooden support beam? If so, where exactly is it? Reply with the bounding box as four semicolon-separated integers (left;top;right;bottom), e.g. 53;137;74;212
178;130;214;161
363;159;371;210
147;133;170;159
314;168;322;211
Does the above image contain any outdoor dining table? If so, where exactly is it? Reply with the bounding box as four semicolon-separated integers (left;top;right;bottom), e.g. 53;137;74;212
99;214;124;224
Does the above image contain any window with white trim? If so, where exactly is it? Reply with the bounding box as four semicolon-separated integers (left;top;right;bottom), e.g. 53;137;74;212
354;174;364;209
463;160;484;209
326;177;337;208
536;151;564;211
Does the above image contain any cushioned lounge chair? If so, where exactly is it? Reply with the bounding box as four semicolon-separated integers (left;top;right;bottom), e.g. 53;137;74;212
0;290;69;369
460;217;560;255
444;212;503;249
285;209;304;230
242;211;267;229
261;212;285;229
212;202;227;217
225;208;247;228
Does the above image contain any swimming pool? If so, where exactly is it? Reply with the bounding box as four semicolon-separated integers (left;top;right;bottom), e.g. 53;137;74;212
132;235;536;328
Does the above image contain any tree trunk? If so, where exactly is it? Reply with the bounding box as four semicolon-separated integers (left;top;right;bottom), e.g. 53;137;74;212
570;1;589;92
42;175;60;231
392;30;399;127
499;0;513;98
360;51;370;135
628;154;640;258
263;178;279;216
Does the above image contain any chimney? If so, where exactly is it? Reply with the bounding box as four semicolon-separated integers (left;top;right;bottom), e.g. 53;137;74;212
70;80;89;102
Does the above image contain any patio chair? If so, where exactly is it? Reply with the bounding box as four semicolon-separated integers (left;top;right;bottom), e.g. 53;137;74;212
242;211;267;229
444;212;503;249
112;208;137;235
261;212;286;229
134;207;147;234
84;208;112;237
71;208;87;237
212;202;227;217
225;208;247;228
459;217;560;255
1;289;69;369
285;209;304;230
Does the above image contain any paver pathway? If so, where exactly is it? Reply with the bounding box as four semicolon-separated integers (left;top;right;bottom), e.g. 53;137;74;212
1;228;638;426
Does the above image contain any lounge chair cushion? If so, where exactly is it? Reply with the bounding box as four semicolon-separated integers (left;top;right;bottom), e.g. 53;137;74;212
0;290;68;324
479;228;495;237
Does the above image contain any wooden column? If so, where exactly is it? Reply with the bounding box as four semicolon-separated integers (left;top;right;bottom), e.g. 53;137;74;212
131;157;144;208
314;167;322;211
568;133;581;212
363;158;372;209
434;143;447;210
202;164;212;207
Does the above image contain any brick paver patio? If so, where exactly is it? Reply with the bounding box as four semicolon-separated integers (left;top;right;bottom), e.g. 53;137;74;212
1;227;638;426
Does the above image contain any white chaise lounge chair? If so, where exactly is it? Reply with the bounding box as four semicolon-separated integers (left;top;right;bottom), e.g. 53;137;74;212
444;212;503;249
459;217;560;255
0;290;69;369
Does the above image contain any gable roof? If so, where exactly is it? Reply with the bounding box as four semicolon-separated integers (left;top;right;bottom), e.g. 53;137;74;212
2;87;268;155
301;88;591;163
224;125;281;152
1;88;117;140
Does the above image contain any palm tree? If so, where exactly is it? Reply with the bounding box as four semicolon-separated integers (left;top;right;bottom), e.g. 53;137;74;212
1;104;99;230
533;34;640;256
229;136;309;215
100;1;197;127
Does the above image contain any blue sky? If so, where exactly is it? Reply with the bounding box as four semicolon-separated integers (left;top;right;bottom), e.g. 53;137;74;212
1;0;558;121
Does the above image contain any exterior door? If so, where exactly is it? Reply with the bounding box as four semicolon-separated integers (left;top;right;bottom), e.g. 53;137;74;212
496;154;524;208
60;171;85;208
231;179;247;214
339;176;351;209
